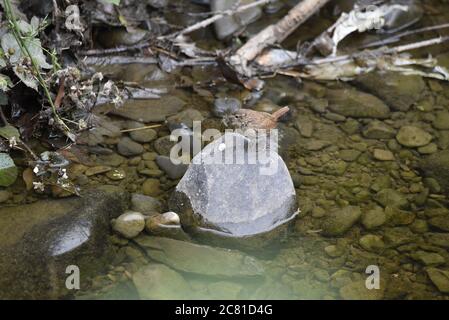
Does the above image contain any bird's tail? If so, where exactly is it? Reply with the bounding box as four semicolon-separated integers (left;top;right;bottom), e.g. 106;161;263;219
271;106;290;120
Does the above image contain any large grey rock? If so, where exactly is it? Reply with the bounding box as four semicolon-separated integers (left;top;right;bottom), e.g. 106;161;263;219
419;150;449;194
169;132;298;247
0;187;129;299
134;236;265;278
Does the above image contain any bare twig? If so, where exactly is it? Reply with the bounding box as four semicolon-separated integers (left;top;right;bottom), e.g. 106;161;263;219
309;36;449;66
164;0;273;39
0;106;8;125
120;124;162;133
361;23;449;49
229;0;332;76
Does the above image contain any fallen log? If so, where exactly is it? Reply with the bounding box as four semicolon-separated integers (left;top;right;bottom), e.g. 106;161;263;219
229;0;332;76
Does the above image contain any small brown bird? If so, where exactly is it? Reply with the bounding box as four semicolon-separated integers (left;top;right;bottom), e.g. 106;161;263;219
226;106;290;130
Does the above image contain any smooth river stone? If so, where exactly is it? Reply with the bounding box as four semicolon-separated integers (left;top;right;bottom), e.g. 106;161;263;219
170;132;298;238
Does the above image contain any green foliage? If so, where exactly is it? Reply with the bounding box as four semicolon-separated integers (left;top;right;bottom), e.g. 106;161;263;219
0;152;18;187
0;16;52;91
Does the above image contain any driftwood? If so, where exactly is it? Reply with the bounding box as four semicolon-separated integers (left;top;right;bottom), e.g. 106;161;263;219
229;0;332;76
165;0;273;39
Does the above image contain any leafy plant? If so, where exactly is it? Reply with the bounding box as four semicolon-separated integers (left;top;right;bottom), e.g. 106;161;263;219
1;0;74;141
0;152;17;186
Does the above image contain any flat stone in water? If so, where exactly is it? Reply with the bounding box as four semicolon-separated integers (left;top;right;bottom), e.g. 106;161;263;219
326;88;390;119
106;96;185;122
0;187;129;298
133;236;265;277
117;137;144;156
426;268;449;293
354;72;425;111
396;126;432;148
133;263;191;299
169;132;297;239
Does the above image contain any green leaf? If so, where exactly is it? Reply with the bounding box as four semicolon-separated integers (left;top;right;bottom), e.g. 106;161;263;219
0;153;18;187
0;125;20;140
13;64;38;90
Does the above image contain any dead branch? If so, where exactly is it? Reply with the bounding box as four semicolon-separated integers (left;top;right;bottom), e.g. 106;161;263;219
361;22;449;49
309;36;449;66
229;0;332;76
165;0;273;39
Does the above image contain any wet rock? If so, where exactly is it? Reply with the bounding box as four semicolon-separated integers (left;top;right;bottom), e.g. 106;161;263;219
354;72;425;111
324;245;345;258
145;212;180;230
144;212;189;240
361;206;387;230
359;235;384;253
426;268;449;293
134;236;264;277
340;119;360;135
374;189;408;209
167;108;204;129
106;168;126;181
428;216;449;232
128;123;157;143
131;193;162;214
433;111;449;130
170;132;298;245
211;0;262;40
340;280;385;300
304;139;331;151
385;206;415;226
117;137;144;156
419;150;449;194
384;227;416;247
322;206;362;237
142;179;162;197
409;251;445;266
97;153;125;167
417;143;437;155
362;121;396;139
0;187;129;299
338;149;361;162
133;264;191;300
0;190;12;203
153;135;177;157
373;149;395;161
409;219;428;234
295;116;314;138
326;88;390;119
396;126;432;148
213;97;241;117
108;96;185;122
112;211;145;239
426;233;449;249
85;166;112;177
156;155;188;180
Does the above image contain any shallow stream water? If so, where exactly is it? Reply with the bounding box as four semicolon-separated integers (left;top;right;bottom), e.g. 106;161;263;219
2;0;449;300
